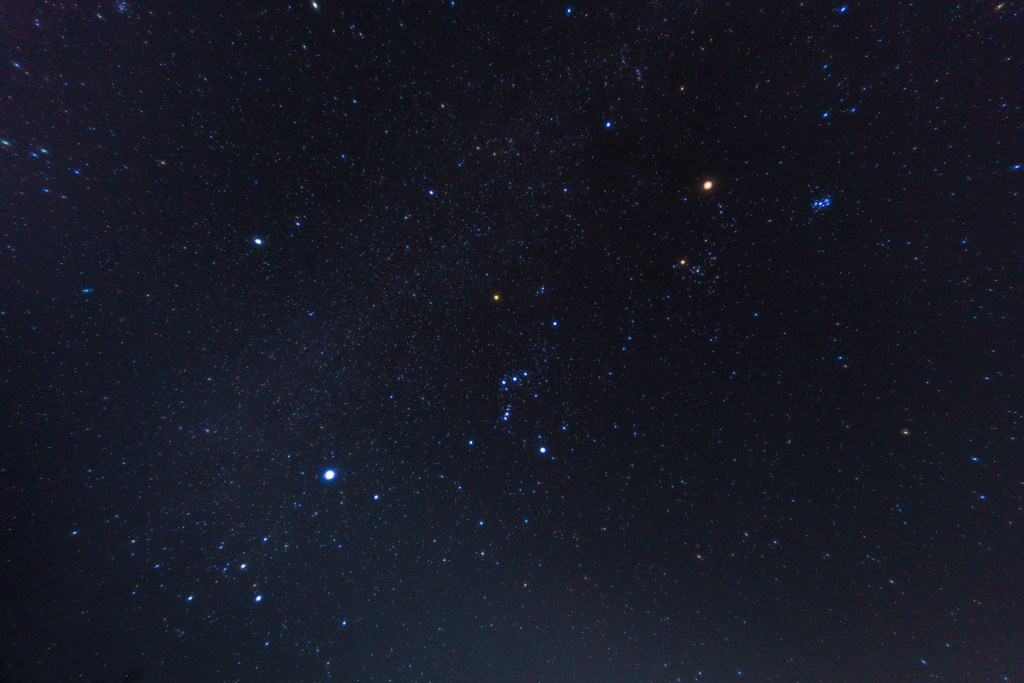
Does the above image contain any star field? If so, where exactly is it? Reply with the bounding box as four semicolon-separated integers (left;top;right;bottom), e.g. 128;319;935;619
1;1;1022;682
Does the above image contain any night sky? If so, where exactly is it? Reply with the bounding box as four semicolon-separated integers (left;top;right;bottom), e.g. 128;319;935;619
2;1;1022;681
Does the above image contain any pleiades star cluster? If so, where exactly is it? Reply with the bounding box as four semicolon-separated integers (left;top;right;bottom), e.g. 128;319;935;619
1;1;1021;681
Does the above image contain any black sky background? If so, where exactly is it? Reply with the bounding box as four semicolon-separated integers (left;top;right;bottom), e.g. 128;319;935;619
1;1;1022;681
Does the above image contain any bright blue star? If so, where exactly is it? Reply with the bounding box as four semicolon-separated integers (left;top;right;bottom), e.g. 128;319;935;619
323;469;336;480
